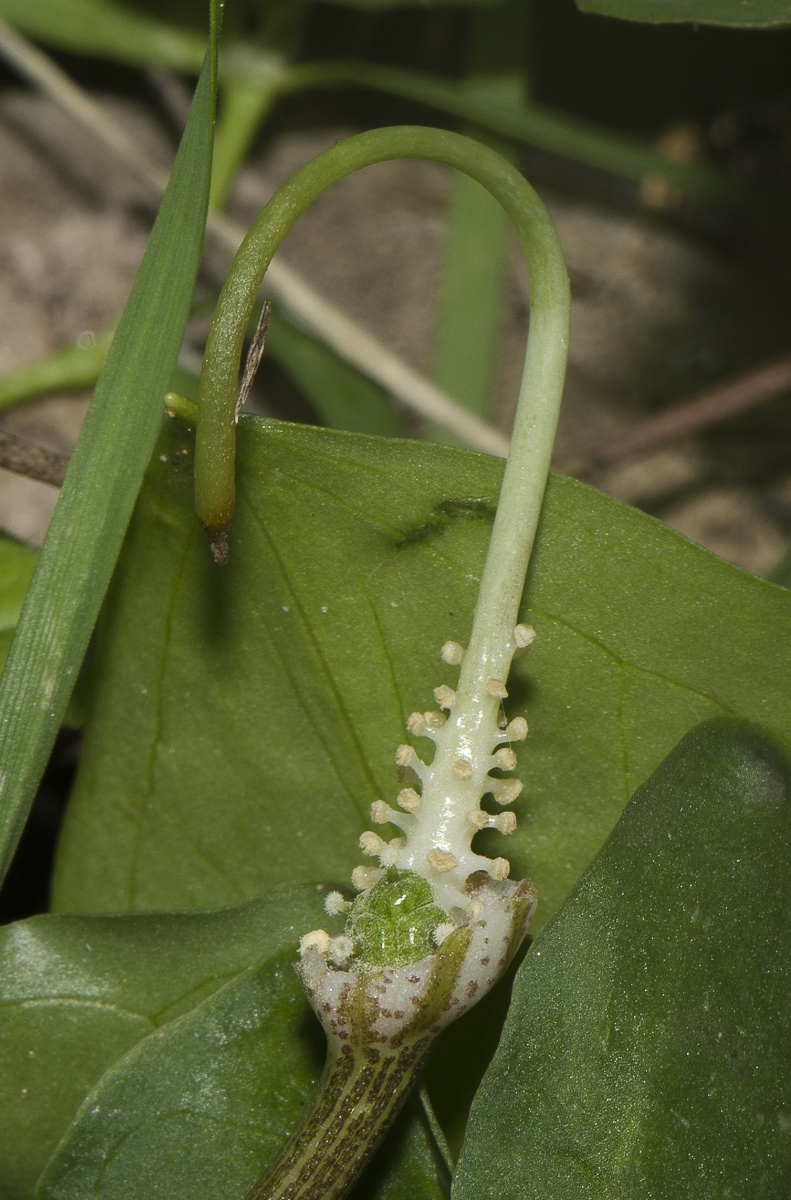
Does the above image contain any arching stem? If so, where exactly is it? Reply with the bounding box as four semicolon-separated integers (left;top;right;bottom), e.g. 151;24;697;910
198;125;569;1200
196;126;569;570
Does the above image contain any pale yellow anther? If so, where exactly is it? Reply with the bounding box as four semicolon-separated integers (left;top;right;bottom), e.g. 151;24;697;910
423;711;447;730
433;922;456;946
486;679;508;699
494;747;518;771
514;623;536;649
370;800;396;825
506;716;528;741
360;831;384;856
453;759;474;780
493;811;517;835
378;843;401;867
427;848;459;873
434;684;456;710
351;865;385;891
324;891;351;916
299;929;330;956
397;787;421;811
490;778;524;805
395;744;421;768
441;640;465;665
467;899;485;918
326;935;355;967
389;836;407;849
489;857;511;881
406;711;428;737
466;809;491;829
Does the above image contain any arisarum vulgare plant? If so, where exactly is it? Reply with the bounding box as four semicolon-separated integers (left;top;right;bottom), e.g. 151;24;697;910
193;126;570;1200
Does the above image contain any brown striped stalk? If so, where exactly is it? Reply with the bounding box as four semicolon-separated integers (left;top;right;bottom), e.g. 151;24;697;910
246;881;536;1200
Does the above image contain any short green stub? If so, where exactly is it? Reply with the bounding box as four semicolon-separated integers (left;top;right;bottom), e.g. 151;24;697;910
347;870;449;969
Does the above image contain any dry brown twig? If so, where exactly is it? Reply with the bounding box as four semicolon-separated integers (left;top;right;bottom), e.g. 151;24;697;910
557;357;791;478
0;431;69;488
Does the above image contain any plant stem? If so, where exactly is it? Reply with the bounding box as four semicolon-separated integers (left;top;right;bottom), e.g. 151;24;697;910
197;126;569;562
245;1032;433;1200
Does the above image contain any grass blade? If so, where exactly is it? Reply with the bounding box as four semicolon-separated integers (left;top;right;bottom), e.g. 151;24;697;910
266;307;405;437
432;2;528;442
289;60;735;202
0;3;219;885
0;0;204;71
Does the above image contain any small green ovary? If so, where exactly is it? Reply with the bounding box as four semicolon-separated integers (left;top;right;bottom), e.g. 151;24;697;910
346;869;450;968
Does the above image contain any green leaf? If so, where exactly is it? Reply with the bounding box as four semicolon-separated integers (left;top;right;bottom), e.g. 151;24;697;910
768;545;791;588
315;0;500;7
53;417;791;939
0;884;341;1198
430;5;529;444
33;949;447;1200
454;718;791;1198
0;535;37;672
0;0;205;70
576;0;791;26
0;332;114;414
0;4;218;884
266;307;405;438
292;62;734;201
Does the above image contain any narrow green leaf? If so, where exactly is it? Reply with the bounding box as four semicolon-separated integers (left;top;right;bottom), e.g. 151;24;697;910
0;333;114;414
210;75;280;212
0;0;205;70
33;949;447;1200
266;307;405;437
432;2;529;441
576;0;791;26
52;417;791;939
0;885;337;1199
0;4;218;884
315;0;500;6
289;62;734;201
0;535;37;673
454;718;791;1199
432;169;509;434
767;545;791;588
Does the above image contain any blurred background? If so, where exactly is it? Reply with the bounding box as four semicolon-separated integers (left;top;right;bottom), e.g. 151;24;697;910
1;0;790;918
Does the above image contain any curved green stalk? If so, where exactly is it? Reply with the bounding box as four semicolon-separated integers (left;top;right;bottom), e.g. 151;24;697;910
197;126;569;568
200;125;566;1198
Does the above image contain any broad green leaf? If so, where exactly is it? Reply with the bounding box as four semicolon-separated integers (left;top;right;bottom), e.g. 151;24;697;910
0;0;205;70
454;718;791;1199
0;885;341;1198
34;949;447;1200
53;417;791;937
0;4;217;884
0;535;37;671
266;307;405;438
576;0;791;26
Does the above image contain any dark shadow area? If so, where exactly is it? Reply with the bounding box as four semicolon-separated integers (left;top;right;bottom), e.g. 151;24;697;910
0;727;79;924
